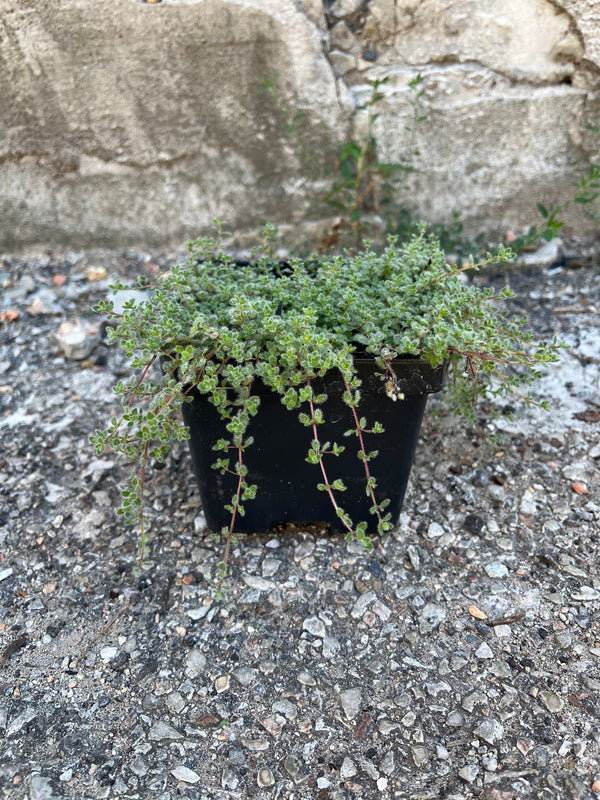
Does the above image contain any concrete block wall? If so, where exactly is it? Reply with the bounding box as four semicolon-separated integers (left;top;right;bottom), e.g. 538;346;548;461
1;0;599;251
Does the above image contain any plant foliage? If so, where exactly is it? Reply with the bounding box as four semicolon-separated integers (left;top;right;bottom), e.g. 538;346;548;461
92;226;562;588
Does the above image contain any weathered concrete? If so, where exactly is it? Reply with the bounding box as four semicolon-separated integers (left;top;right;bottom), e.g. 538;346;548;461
343;0;600;237
1;0;600;250
0;0;344;250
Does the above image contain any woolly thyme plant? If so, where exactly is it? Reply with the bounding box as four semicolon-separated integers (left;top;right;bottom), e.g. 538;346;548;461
92;226;561;590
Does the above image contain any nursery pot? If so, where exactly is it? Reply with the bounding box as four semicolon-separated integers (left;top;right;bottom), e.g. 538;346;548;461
181;359;444;534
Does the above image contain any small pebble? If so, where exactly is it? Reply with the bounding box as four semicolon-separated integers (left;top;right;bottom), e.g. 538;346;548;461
540;690;564;712
215;675;230;693
171;765;200;784
257;766;275;787
340;756;358;780
232;667;257;686
339;687;362;719
571;586;599;601
284;754;303;781
411;746;429;767
475;642;494;659
474;718;504;745
427;521;445;538
148;721;183;741
484;561;509;579
297;671;316;687
447;710;464;727
302;616;326;637
419;603;447;633
458;763;479;783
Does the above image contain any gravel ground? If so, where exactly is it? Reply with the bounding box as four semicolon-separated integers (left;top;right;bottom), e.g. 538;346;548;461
1;248;599;800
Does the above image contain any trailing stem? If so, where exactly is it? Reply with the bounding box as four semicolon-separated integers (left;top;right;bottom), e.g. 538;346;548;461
213;377;258;596
216;439;245;597
304;380;355;538
105;355;157;446
137;440;150;569
342;375;389;533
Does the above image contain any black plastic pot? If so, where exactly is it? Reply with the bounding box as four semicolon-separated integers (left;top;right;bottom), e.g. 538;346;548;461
181;359;444;533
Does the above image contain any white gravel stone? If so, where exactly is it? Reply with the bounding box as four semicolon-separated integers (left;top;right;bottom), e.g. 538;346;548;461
29;775;54;800
297;671;317;686
447;710;464;727
489;659;512;678
571;586;599;601
329;0;363;19
242;574;276;591
351;591;376;619
540;690;564;712
411;746;429;767
474;718;504;745
262;557;281;577
458;763;479;783
302;616;326;637
372;599;392;621
380;749;395;775
185;649;207;678
215;675;230;693
484;561;509;578
7;710;36;737
419;603;447;633
148;721;183;741
232;667;257;686
129;756;149;777
483;754;498;771
436;744;450;760
166;692;186;714
272;699;298;720
555;630;573;649
0;567;14;582
461;690;487;712
257;767;274;787
54;318;102;360
322;635;341;659
426;521;445;538
401;710;416;727
475;642;494;659
562;460;592;482
171;765;200;784
340;756;357;778
186;606;211;620
339;687;362;719
426;680;452;697
520;488;539;516
0;410;38;430
221;766;239;790
359;758;379;780
293;541;315;561
261;714;285;736
193;510;207;532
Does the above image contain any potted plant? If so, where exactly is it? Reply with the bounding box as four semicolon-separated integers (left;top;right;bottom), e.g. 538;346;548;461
91;224;560;588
